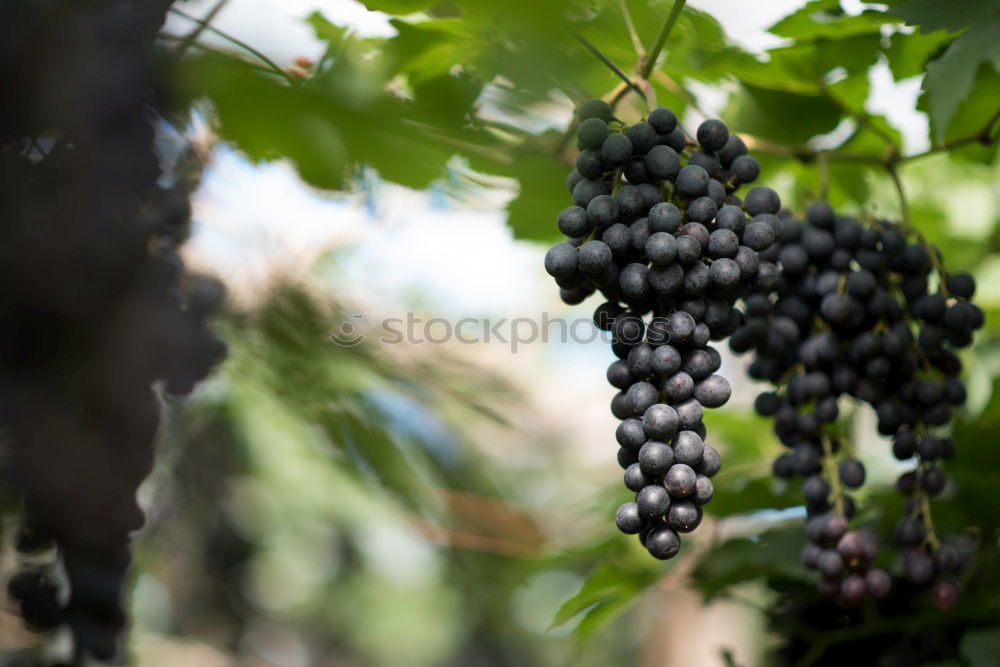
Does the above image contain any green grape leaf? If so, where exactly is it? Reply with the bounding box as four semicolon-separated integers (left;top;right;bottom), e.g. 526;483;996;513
826;71;871;113
725;84;842;144
884;29;954;81
692;526;812;599
921;20;1000;139
504;154;575;242
176;55;475;190
961;629;1000;665
770;0;900;39
708;476;802;517
919;66;1000;164
550;552;660;637
306;11;350;48
890;0;1000;33
384;18;480;83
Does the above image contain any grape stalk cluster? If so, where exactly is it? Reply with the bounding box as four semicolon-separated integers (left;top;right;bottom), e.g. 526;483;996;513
544;99;780;560
733;202;981;608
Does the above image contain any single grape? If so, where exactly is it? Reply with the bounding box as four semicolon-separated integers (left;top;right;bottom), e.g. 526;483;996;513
601;133;633;165
615;502;644;534
577;117;610;150
696;119;729;153
675;165;710;199
645;145;681;182
578;99;614;122
647;108;678;135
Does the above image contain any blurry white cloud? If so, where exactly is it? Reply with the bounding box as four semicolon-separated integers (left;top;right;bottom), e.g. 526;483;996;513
687;0;800;51
185;147;364;300
165;0;395;66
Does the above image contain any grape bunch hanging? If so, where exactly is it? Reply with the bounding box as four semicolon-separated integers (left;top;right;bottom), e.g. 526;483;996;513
732;202;982;608
1;0;226;661
544;99;781;560
544;99;981;608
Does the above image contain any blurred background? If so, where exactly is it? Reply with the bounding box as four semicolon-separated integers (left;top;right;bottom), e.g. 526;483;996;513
4;0;999;665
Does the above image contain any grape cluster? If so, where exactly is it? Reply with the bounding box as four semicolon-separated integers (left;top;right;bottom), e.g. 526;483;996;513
545;99;780;559
732;201;980;607
800;513;892;606
1;1;226;661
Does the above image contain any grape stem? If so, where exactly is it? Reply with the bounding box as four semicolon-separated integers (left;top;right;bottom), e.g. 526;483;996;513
610;167;624;195
608;0;687;109
571;29;646;101
169;6;297;86
158;32;281;78
821;434;846;517
639;0;687;79
820;83;899;158
817;152;830;200
742;105;1000;167
917;488;942;551
618;0;645;56
175;0;231;58
887;163;950;289
885;163;910;227
653;70;708;117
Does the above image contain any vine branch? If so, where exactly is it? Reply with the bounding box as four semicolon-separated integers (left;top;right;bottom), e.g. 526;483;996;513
742;106;1000;168
886;162;910;226
571;29;646;100
821;83;899;158
817;151;830;200
618;0;645;57
918;488;941;551
175;0;230;58
821;435;845;516
169;6;297;85
640;0;687;79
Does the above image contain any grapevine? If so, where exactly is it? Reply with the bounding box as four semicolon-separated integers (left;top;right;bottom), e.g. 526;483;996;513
545;90;983;606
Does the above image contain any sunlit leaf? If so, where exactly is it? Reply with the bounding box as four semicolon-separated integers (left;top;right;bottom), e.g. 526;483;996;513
770;0;899;39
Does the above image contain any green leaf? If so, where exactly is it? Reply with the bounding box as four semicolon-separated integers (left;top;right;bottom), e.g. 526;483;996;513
922;66;1000;164
385;18;481;83
961;629;1000;666
504;154;575;242
549;565;621;628
725;83;842;143
708;476;803;517
180;58;350;188
884;29;953;81
178;53;488;190
770;0;900;39
551;558;660;636
692;526;812;599
306;11;349;47
725;34;881;97
826;71;871;113
921;21;1000;139
835;114;902;155
890;0;1000;33
951;377;1000;529
357;0;437;14
768;33;882;80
